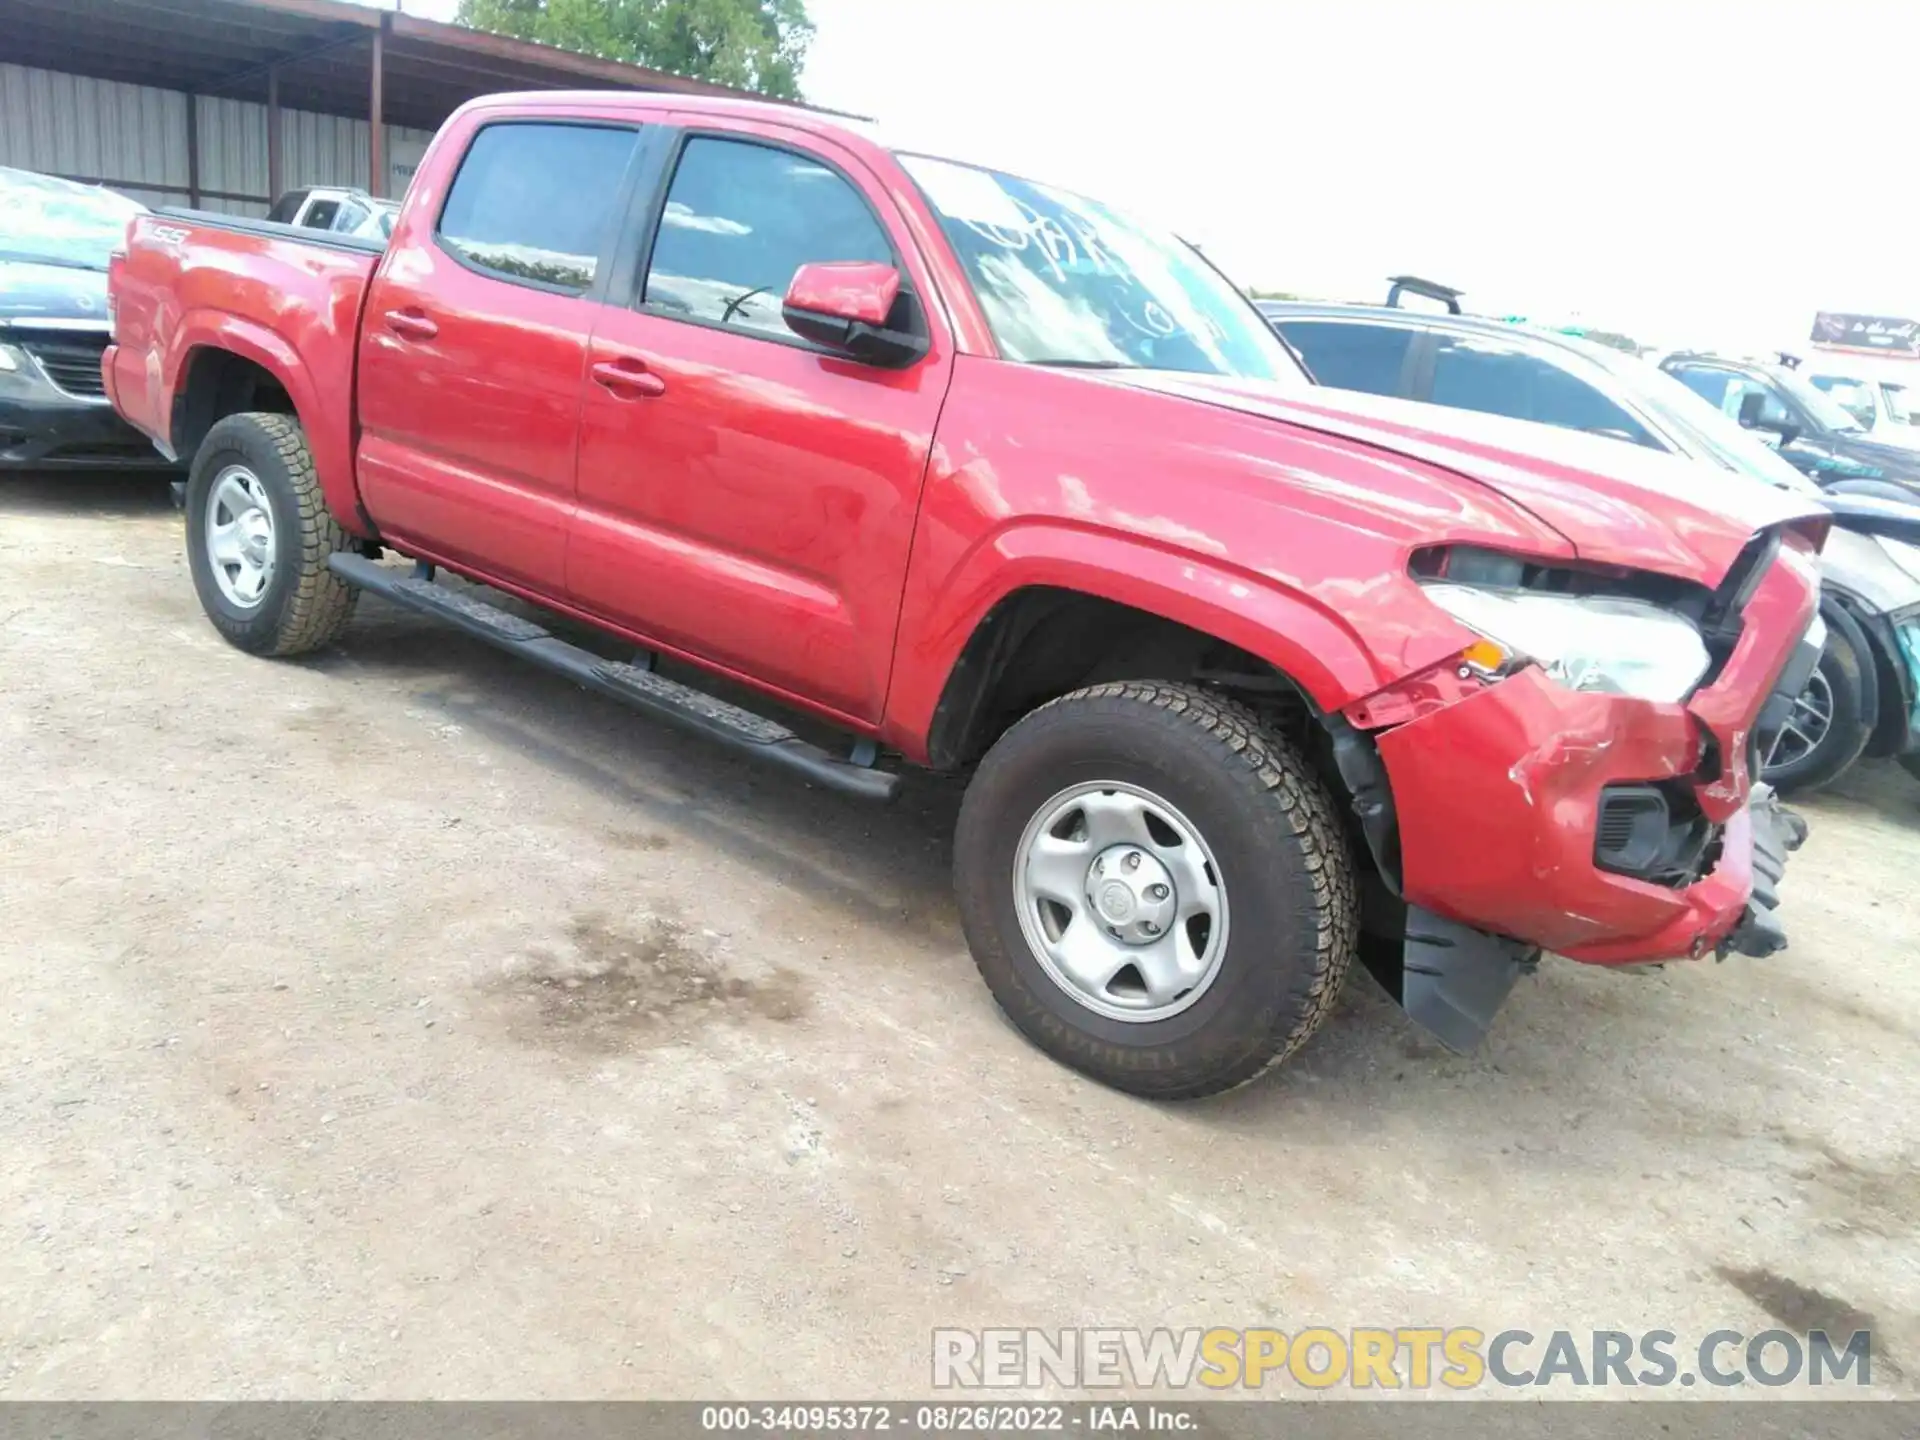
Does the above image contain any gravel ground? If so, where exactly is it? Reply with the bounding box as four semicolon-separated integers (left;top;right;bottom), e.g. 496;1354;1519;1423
2;472;1917;1400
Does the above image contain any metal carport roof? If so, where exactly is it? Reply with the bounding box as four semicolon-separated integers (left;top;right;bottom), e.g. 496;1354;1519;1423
2;0;844;204
1;0;787;133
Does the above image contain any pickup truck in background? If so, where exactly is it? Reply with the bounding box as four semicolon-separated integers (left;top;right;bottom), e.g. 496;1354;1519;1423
1801;359;1918;445
266;185;400;241
1661;351;1920;491
106;92;1825;1098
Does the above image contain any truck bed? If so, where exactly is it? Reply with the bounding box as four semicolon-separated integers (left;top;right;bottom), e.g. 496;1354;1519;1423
106;209;382;532
153;206;389;256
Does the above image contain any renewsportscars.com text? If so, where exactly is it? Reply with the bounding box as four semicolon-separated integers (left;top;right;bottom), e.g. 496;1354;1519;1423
932;1326;1876;1391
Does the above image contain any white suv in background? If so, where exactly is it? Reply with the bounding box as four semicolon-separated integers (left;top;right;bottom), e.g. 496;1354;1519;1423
265;187;398;241
1799;356;1920;448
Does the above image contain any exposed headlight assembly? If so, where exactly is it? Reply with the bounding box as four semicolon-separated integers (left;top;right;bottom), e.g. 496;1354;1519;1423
1424;582;1712;704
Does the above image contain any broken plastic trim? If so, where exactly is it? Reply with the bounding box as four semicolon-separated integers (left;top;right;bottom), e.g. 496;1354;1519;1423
1379;906;1540;1053
1323;713;1402;893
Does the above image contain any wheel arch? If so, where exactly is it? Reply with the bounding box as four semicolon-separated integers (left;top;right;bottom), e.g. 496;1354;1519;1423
899;527;1394;773
170;345;298;467
922;584;1295;770
1826;588;1912;759
162;314;368;538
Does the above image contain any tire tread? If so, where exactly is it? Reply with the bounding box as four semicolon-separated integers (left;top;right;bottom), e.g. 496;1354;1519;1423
189;412;357;657
251;413;358;656
1767;601;1875;796
964;679;1359;1098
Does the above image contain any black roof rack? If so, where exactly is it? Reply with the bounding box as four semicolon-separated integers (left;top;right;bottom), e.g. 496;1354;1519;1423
1385;275;1464;315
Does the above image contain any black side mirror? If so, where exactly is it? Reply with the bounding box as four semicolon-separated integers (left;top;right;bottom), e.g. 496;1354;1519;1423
1738;390;1801;447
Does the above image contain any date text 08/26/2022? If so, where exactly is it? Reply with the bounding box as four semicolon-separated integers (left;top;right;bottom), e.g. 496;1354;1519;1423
700;1405;1193;1433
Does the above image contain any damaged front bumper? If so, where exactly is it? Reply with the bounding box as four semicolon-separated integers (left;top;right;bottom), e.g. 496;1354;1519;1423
1351;553;1820;1049
1374;782;1809;1054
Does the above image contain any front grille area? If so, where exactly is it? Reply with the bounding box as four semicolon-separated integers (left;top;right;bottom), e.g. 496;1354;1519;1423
1595;782;1720;888
1597;791;1662;857
19;334;110;398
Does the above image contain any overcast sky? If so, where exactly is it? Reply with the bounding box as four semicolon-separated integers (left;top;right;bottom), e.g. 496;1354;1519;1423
397;0;1920;352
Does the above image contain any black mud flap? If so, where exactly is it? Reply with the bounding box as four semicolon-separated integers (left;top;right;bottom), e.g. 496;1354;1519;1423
1717;782;1808;960
1362;905;1540;1053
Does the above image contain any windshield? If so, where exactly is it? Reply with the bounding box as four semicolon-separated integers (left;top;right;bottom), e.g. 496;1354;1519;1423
1582;346;1823;495
899;154;1303;381
1808;373;1879;427
0;168;144;272
1773;366;1867;432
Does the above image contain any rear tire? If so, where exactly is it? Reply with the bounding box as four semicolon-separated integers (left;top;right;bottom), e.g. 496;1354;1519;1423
954;681;1357;1099
1763;600;1875;795
184;412;357;657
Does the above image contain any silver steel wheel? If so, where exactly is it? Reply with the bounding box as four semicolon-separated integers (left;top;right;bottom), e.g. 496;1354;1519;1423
1013;781;1230;1024
204;464;277;610
1766;670;1834;771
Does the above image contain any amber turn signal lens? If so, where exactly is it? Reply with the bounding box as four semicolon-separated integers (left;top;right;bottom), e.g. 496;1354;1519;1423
1458;638;1511;674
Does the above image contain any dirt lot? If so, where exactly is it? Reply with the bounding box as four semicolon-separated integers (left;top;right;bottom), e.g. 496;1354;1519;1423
3;472;1918;1400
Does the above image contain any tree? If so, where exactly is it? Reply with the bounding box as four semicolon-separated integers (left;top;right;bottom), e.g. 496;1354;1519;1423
457;0;815;101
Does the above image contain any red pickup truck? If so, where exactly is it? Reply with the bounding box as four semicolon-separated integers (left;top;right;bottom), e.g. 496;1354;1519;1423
106;91;1825;1098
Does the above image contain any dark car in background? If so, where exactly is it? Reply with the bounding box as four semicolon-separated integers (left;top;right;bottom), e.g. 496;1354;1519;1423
1659;352;1920;492
1263;299;1920;794
0;166;170;470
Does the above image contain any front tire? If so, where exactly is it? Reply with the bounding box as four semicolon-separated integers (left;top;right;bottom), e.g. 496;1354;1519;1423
1763;600;1875;795
954;681;1358;1099
184;412;357;657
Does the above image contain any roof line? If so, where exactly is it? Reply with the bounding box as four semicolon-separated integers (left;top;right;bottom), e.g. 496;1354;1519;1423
220;0;867;118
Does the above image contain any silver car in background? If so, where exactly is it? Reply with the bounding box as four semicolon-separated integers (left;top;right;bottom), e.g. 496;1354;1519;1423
1264;300;1920;793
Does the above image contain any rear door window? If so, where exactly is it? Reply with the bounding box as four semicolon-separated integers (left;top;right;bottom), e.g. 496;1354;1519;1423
437;122;641;294
1275;320;1416;396
1430;337;1655;445
1667;364;1736;410
1679;369;1794;428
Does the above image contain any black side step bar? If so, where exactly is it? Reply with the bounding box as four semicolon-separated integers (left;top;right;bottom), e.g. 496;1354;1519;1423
327;554;899;802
